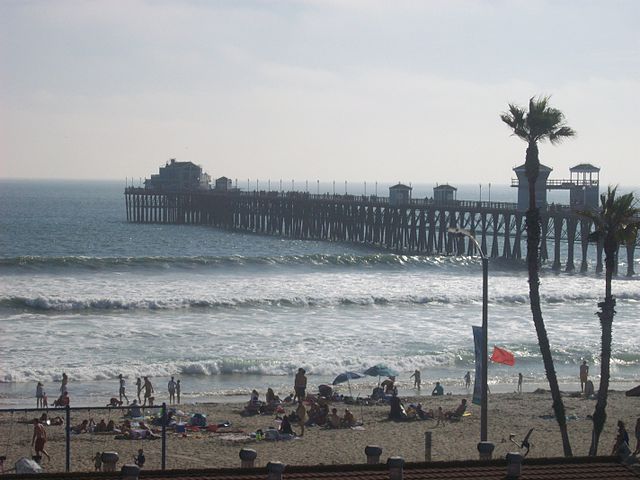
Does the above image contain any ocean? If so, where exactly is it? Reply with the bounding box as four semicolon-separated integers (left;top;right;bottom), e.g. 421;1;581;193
1;179;639;407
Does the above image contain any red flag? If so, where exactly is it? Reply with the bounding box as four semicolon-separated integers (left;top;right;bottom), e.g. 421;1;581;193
490;346;515;366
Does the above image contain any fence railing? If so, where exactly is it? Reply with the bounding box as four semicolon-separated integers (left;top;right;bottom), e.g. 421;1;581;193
0;404;167;473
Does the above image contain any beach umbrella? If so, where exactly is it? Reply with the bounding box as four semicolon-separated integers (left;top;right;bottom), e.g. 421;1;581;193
364;364;399;388
364;364;398;378
332;371;363;397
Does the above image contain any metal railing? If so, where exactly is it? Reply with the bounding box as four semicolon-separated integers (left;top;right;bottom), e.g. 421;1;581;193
0;404;167;473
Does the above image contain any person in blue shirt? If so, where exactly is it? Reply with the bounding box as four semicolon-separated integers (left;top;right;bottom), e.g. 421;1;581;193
432;382;444;396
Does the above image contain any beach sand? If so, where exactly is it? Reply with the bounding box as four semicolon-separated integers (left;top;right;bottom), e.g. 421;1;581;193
2;390;639;473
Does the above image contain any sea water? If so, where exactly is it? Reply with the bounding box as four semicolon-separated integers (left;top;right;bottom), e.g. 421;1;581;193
1;180;639;407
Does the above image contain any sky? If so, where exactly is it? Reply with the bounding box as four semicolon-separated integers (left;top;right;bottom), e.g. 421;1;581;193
1;0;638;187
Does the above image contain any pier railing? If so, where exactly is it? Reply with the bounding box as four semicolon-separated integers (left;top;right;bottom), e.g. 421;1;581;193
123;187;637;275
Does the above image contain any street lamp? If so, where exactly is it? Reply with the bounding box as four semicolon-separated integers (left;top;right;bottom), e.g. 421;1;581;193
448;227;489;447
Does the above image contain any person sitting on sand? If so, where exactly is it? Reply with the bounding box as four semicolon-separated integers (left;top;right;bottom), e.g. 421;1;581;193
107;397;123;407
266;388;280;405
388;392;407;421
126;400;142;418
432;382;444;396
328;408;341;428
445;399;467;421
95;419;107;433
71;419;89;434
342;408;356;427
279;415;294;435
53;391;70;407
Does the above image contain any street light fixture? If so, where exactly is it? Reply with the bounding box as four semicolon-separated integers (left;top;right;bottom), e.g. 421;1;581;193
448;227;489;447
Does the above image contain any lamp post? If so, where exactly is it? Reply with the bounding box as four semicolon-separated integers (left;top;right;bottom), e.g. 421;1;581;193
448;227;489;445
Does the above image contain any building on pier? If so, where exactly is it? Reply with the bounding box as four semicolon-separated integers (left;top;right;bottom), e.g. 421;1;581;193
389;183;412;206
144;159;211;192
512;163;600;211
433;184;457;204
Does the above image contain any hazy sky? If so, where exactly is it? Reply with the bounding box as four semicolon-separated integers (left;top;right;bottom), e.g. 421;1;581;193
1;0;638;186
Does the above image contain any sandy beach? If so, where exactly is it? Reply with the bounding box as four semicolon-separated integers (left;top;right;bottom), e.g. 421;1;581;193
2;390;639;473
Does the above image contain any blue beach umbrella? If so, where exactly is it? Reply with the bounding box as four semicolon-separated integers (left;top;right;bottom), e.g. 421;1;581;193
364;364;399;378
332;371;363;396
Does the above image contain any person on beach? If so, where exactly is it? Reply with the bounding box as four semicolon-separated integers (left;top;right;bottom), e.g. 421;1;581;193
634;417;640;455
176;379;181;404
136;377;142;403
445;399;467;421
517;373;523;394
142;377;154;407
60;372;68;395
168;376;177;404
432;382;444;396
464;371;471;390
134;449;145;468
296;402;307;436
36;382;44;408
612;420;630;455
93;451;102;471
294;368;307;403
119;374;129;404
32;419;50;462
580;361;589;393
410;369;421;389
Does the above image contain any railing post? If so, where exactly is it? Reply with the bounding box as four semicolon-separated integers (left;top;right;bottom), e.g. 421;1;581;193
161;403;167;470
65;405;71;472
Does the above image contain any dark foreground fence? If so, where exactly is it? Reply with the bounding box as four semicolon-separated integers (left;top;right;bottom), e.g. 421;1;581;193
0;404;167;474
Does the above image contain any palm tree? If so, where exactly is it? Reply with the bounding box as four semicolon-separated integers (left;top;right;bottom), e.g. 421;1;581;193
580;186;640;455
500;96;576;457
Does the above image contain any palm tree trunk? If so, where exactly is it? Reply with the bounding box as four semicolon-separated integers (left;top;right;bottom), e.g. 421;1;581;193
525;142;573;457
589;241;616;455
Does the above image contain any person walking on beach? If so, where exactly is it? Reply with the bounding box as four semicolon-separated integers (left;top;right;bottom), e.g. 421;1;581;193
60;372;68;395
135;377;142;403
118;374;129;404
579;360;589;393
176;379;181;404
32;419;50;462
410;369;421;389
36;382;44;408
167;376;177;404
464;371;471;390
517;372;523;394
294;368;307;403
142;377;154;407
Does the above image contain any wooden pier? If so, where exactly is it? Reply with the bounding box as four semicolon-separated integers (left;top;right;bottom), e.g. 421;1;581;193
124;187;637;275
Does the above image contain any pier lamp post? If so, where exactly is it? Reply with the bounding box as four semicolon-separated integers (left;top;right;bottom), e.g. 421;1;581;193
448;227;489;445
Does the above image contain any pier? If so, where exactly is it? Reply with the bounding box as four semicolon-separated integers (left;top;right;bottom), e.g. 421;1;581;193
123;187;636;276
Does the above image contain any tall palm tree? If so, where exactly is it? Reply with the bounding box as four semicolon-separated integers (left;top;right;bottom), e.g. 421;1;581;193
500;96;576;457
580;186;640;455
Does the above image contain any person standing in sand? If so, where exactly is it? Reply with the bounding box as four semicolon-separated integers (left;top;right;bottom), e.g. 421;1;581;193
32;419;50;462
36;382;44;408
136;377;142;403
579;361;589;393
142;377;154;407
410;369;421;389
119;374;129;404
60;372;68;395
517;372;523;394
294;368;307;403
167;376;177;404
